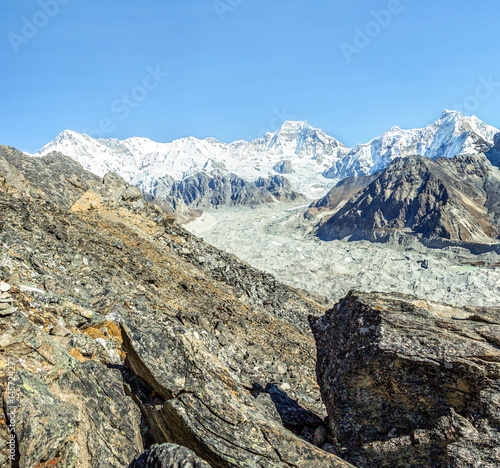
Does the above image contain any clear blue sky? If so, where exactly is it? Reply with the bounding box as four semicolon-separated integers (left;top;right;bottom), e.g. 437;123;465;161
1;0;500;152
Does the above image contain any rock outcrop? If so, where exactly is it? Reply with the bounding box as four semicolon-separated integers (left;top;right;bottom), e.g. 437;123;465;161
122;318;349;467
315;154;500;243
167;171;303;209
0;146;349;467
310;291;500;467
272;160;294;174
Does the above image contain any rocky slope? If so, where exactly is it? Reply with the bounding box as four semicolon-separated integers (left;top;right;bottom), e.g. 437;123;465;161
315;153;500;244
0;145;351;467
311;291;500;467
1;143;499;467
30;111;500;204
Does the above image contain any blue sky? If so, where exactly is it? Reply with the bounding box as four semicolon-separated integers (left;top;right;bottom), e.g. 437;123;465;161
1;0;500;152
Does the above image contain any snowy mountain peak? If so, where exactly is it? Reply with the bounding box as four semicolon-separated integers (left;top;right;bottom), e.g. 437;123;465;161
278;120;310;131
59;129;79;138
329;111;499;180
273;121;315;141
54;129;87;143
441;108;462;119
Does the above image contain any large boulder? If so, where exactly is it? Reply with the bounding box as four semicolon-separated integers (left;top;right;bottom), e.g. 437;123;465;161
310;291;500;467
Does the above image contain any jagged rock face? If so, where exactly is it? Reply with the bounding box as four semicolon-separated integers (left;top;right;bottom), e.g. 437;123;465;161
310;291;500;468
316;154;500;243
273;160;294;174
167;171;303;208
0;148;349;467
0;312;143;467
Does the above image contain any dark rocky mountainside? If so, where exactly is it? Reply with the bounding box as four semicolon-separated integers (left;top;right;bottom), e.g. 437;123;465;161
166;171;303;209
310;291;500;467
0;146;350;467
486;132;500;168
314;153;500;244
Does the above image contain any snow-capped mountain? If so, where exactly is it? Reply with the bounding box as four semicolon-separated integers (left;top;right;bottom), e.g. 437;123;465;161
31;111;500;201
32;121;347;199
326;110;498;179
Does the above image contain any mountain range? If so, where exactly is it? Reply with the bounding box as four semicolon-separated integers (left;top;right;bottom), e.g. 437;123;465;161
31;110;500;204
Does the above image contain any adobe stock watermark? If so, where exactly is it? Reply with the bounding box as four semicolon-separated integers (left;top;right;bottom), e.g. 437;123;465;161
83;64;169;139
453;75;500;114
8;0;71;54
252;107;297;141
243;107;297;141
5;358;18;464
340;0;410;63
213;0;244;21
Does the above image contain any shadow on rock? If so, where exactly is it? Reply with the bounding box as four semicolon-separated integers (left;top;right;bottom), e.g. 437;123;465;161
251;383;325;444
